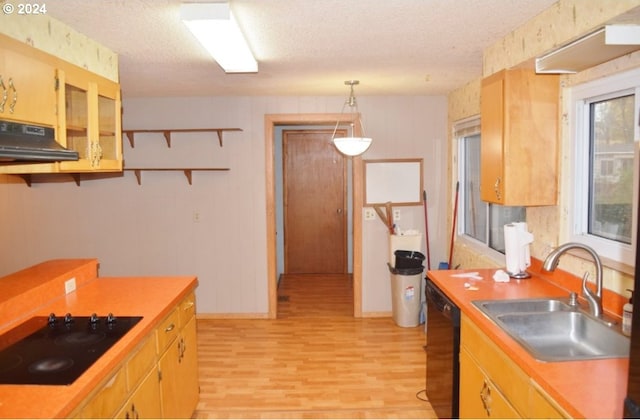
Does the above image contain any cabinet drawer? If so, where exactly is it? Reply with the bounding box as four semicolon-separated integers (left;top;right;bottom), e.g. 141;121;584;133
126;335;157;391
461;314;529;415
179;292;196;326
156;308;179;352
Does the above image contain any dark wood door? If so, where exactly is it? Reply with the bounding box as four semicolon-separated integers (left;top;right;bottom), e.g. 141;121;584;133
283;130;347;274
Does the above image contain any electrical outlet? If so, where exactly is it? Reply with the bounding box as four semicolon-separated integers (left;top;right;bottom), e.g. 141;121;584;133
364;208;376;220
393;209;401;221
64;277;76;294
193;211;201;223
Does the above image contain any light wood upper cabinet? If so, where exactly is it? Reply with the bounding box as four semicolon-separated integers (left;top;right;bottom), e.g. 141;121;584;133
0;39;57;127
57;66;123;173
480;69;559;206
0;33;122;175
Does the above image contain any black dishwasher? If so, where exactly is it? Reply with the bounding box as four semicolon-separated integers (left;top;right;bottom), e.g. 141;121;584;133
425;276;460;419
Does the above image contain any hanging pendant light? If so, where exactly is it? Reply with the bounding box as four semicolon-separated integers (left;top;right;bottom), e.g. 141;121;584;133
331;80;372;156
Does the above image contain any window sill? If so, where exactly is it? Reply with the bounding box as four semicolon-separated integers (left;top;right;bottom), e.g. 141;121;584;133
558;247;634;277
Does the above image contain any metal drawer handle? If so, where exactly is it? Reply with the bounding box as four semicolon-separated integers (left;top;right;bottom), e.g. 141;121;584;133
0;76;6;112
480;380;492;416
164;323;175;333
493;177;502;201
8;78;16;114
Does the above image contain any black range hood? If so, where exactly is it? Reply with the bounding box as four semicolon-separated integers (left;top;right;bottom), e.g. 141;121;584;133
0;120;79;163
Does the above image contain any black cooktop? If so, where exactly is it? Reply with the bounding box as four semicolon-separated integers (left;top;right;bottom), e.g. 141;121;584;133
0;313;142;385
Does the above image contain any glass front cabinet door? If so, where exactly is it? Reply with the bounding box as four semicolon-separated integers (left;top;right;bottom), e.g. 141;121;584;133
57;66;122;172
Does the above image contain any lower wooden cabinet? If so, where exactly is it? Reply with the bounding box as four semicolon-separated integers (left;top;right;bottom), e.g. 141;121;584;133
459;314;569;419
115;368;162;419
529;381;571;419
69;291;199;419
76;367;128;418
159;316;199;418
459;347;520;418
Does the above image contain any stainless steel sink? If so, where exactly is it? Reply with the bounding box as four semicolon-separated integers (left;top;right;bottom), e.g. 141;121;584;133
472;298;630;362
474;298;571;315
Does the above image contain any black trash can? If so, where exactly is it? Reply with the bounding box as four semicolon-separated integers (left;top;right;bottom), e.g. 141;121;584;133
394;250;426;269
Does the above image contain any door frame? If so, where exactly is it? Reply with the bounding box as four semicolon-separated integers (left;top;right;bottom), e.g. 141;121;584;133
265;113;364;318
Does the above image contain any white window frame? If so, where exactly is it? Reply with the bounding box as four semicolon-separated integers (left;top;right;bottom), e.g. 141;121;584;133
568;68;640;266
455;117;516;264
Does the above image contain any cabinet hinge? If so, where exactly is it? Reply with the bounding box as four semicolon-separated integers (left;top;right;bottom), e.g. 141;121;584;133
54;77;59;91
158;369;162;382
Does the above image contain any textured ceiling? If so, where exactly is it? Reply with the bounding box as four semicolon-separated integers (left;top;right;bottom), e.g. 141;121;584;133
46;0;558;98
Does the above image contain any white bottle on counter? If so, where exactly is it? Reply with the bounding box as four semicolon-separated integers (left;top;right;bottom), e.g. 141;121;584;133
623;289;633;336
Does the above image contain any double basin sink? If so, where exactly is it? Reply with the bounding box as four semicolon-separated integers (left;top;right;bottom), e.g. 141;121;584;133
472;297;630;362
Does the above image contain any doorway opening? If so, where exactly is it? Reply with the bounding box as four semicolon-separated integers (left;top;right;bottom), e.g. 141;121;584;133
265;114;364;319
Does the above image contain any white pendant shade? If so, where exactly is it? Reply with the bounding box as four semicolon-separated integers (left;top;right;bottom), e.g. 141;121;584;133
333;136;372;156
331;80;372;157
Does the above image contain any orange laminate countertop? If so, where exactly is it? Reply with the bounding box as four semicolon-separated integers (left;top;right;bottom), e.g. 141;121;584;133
0;261;198;419
427;266;628;419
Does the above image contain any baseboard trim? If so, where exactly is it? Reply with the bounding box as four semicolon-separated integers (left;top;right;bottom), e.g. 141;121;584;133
196;312;392;319
197;312;270;320
361;311;392;318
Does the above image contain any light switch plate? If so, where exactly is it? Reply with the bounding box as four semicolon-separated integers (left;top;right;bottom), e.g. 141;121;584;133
364;208;376;220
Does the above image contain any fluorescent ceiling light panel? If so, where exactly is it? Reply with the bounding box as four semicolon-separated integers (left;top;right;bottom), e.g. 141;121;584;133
536;25;640;74
181;3;258;73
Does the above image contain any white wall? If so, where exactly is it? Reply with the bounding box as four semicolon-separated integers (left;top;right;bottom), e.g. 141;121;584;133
0;95;447;316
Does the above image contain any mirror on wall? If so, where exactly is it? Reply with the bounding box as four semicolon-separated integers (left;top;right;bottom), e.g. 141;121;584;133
364;158;423;206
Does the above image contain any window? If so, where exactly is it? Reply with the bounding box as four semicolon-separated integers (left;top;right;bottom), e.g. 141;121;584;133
599;159;614;177
456;117;525;254
570;68;639;265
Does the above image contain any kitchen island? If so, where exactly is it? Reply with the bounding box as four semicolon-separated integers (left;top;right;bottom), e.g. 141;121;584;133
427;260;628;418
0;259;199;418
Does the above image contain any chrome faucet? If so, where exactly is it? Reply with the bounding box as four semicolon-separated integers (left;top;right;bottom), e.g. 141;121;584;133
542;242;603;318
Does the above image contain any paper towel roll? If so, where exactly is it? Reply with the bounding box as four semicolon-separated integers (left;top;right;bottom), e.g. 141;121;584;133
504;223;533;275
504;224;520;274
514;222;532;269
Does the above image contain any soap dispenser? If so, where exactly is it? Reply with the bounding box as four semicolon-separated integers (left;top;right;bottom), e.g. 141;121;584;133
623;289;634;336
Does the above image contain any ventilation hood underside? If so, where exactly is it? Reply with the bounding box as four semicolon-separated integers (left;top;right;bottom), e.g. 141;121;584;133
536;24;640;74
0;120;79;163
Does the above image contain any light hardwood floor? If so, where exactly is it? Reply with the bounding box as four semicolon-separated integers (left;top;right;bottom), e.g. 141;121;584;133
193;274;437;419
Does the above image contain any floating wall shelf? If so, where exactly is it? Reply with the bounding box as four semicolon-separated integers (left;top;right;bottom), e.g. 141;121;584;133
123;128;243;148
124;168;230;185
18;172;121;187
19;173;81;187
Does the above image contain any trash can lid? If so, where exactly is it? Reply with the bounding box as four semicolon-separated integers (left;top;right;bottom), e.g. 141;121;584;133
387;262;424;275
394;250;425;259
